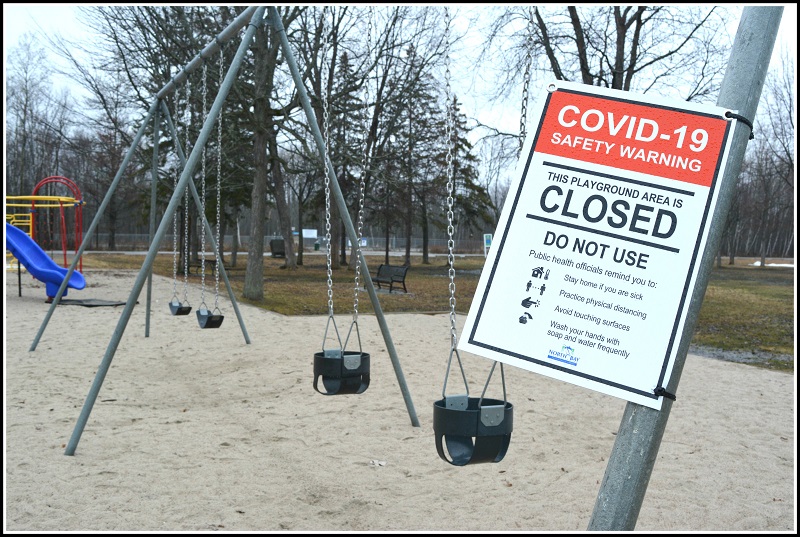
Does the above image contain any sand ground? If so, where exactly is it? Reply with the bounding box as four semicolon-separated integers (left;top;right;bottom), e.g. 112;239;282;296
4;269;796;532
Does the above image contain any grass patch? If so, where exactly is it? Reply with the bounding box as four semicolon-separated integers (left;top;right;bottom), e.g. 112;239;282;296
693;263;794;356
79;252;794;370
80;252;486;316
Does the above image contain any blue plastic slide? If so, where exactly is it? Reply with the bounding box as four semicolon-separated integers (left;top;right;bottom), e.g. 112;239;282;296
5;222;86;298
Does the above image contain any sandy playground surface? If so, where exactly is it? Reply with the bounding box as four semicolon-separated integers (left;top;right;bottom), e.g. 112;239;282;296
4;268;796;532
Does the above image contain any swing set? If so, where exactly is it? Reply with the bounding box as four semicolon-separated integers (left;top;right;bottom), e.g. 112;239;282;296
27;7;525;464
26;7;419;456
162;43;227;331
168;67;194;317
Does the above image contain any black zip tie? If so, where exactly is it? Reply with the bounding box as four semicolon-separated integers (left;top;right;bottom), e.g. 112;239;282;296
654;386;676;401
725;111;755;140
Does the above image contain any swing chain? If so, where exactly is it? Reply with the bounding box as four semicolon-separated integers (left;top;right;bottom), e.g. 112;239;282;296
183;79;191;304
214;46;223;313
171;108;179;301
322;6;335;318
353;7;373;320
440;7;470;399
172;78;189;302
199;60;208;309
444;7;458;349
519;10;535;157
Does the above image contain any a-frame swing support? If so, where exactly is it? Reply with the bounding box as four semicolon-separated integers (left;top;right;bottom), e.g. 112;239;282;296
33;6;265;456
30;6;260;353
27;6;417;456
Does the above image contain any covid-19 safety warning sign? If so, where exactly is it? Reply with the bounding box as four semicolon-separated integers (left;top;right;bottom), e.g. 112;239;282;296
458;81;739;410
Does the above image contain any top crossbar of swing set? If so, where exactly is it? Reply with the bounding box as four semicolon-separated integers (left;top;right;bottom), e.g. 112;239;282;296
155;6;258;101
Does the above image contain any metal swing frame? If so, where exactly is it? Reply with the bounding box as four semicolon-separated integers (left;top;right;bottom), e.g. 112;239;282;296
27;7;419;456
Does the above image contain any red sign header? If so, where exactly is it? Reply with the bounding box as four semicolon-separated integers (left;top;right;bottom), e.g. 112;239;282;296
536;89;729;187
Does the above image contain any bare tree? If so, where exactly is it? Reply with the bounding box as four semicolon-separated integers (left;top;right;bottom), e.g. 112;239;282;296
468;5;735;195
718;50;795;264
761;49;795;191
6;34;58;194
479;6;733;100
477;136;513;226
241;6;305;300
750;52;795;263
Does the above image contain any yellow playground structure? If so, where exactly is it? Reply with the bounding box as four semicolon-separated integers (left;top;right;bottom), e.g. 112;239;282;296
6;176;85;272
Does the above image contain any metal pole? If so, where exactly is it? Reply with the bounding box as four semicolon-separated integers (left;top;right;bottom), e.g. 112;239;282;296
268;6;420;427
156;6;258;101
160;99;251;344
588;6;783;530
64;7;265;455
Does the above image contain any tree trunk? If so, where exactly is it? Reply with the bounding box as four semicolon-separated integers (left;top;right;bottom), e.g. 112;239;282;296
244;15;287;297
243;131;268;300
339;221;347;267
192;203;201;263
330;175;342;270
107;198;117;251
268;133;296;270
348;215;359;271
384;206;390;265
420;195;430;265
218;210;227;264
230;208;239;268
296;200;304;266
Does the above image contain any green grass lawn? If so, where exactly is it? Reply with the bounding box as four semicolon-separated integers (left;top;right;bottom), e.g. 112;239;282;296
80;251;794;371
692;263;794;358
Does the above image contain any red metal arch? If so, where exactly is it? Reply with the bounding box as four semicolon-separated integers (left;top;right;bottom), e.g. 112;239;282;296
30;176;85;271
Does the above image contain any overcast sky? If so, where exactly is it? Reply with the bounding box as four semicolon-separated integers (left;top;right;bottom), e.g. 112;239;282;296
4;4;797;146
5;4;796;67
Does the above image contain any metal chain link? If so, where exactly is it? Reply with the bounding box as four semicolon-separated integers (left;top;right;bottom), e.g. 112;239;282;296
440;7;471;399
199;61;208;309
444;7;458;348
519;10;535;158
353;7;373;321
214;46;223;313
322;6;335;318
183;78;191;304
171;167;178;298
171;94;180;301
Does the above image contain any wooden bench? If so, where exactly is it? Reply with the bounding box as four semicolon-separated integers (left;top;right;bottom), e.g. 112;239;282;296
372;264;409;293
189;258;223;274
